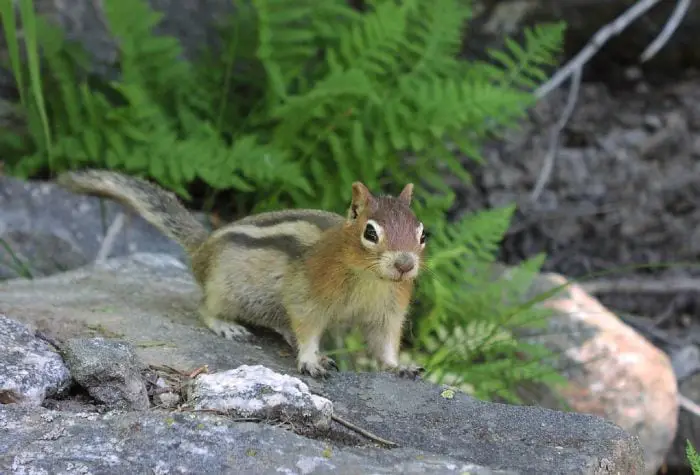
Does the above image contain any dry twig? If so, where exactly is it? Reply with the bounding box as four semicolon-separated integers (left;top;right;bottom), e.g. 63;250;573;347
530;66;582;203
640;0;692;62
95;212;126;264
331;414;398;447
188;365;209;379
679;394;700;419
534;0;664;100
581;277;700;295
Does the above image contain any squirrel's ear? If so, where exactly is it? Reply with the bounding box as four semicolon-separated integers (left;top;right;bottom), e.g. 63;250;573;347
399;183;414;205
349;182;371;219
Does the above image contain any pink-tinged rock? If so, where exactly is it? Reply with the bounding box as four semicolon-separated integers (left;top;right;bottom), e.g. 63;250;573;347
524;272;679;475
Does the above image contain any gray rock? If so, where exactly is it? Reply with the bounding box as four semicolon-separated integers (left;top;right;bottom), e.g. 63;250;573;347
61;337;150;410
0;175;210;280
320;372;644;475
0;314;71;406
0;404;509;475
0;253;645;473
155;391;180;409
187;365;334;435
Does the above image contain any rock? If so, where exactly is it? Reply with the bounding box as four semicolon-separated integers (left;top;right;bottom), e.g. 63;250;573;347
0;314;71;406
0;405;509;475
0;175;210;280
517;271;678;474
187;365;333;435
154;391;180;409
0;253;645;473
321;372;643;475
61;337;150;410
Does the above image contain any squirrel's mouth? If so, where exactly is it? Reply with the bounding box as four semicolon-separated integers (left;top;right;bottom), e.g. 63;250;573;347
380;272;414;283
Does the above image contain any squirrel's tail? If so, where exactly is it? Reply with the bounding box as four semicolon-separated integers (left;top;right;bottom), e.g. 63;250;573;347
56;169;209;255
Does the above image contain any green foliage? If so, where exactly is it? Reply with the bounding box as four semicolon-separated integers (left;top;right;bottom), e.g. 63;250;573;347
0;0;567;402
689;440;700;475
411;205;565;402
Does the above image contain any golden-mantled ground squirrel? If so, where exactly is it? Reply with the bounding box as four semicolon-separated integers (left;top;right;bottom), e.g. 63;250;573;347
57;170;427;379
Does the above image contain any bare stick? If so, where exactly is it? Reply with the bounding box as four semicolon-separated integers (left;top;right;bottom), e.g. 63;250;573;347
530;66;582;202
640;0;692;62
679;394;700;419
535;0;662;99
581;277;700;295
331;414;398;447
95;212;125;264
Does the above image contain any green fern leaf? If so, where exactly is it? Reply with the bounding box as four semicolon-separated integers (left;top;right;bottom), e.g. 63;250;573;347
331;0;408;81
401;0;468;81
687;441;700;475
487;21;566;91
270;68;376;145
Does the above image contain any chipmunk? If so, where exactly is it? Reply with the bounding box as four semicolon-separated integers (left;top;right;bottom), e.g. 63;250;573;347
57;170;427;379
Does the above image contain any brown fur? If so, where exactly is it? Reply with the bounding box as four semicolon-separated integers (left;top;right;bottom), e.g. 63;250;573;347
56;170;426;378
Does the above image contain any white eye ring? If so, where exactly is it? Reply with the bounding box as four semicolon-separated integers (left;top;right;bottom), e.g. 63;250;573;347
417;222;426;248
361;219;383;248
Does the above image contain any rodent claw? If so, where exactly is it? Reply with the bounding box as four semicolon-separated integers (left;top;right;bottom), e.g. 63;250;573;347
394;364;424;380
299;361;330;379
320;355;339;371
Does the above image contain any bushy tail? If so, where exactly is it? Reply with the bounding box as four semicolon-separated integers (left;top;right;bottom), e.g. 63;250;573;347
56;169;209;255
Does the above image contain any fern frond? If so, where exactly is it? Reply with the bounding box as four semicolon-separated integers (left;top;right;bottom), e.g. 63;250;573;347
102;0;192;99
327;0;408;81
252;0;356;100
688;440;700;475
483;21;566;91
401;0;469;81
270;68;376;145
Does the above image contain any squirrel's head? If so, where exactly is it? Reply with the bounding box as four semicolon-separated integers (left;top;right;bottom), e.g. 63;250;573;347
343;181;425;282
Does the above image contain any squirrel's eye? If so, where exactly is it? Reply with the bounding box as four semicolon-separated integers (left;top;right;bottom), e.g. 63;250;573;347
420;230;427;244
363;223;379;243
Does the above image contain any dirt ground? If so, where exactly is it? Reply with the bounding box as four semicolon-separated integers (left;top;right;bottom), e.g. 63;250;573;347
450;67;700;324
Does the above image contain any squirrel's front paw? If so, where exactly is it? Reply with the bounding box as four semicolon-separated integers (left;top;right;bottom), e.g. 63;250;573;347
298;355;338;378
392;363;424;380
207;320;253;341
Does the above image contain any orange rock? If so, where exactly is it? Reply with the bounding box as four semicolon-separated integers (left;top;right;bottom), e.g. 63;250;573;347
532;272;679;474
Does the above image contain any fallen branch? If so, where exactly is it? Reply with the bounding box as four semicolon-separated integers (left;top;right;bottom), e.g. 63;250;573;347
188;365;209;379
95;212;125;264
506;202;621;235
535;0;664;99
679;394;700;419
530;66;582;202
640;0;691;62
581;277;700;295
331;414;398;447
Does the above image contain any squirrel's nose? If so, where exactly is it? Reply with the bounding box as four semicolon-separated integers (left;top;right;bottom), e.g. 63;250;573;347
394;254;416;274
